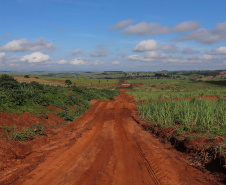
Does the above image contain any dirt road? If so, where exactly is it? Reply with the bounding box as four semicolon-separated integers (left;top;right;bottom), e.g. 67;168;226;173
2;90;222;185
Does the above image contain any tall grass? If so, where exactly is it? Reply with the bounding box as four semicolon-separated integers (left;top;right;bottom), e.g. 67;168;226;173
138;97;226;135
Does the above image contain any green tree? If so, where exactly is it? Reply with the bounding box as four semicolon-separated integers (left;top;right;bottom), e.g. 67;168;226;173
65;79;72;87
0;74;20;89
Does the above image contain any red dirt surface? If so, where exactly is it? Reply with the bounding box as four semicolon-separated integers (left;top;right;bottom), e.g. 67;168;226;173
0;90;222;185
118;80;142;88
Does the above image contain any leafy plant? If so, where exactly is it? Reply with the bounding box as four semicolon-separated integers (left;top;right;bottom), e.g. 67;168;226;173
57;111;74;122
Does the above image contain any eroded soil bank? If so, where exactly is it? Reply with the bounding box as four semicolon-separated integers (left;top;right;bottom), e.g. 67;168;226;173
0;90;224;185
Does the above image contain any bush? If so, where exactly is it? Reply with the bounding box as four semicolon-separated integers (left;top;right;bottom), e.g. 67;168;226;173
57;111;74;122
0;74;20;89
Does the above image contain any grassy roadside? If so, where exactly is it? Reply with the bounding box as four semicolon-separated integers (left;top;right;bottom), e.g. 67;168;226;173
0;74;119;141
127;77;226;178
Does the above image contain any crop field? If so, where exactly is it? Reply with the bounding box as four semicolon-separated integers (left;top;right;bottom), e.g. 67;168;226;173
13;76;118;90
127;78;226;136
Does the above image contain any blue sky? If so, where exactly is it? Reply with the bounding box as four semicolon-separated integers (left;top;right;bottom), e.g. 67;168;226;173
0;0;226;71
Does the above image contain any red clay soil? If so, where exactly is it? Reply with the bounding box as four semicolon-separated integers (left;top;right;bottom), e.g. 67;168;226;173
118;80;142;88
0;90;223;185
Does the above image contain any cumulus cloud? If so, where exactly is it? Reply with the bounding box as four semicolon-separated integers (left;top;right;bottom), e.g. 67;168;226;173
0;52;5;59
144;51;168;59
133;40;158;52
214;22;226;32
210;46;226;55
72;49;83;55
70;58;88;65
124;21;170;35
57;60;68;64
111;19;134;30
123;20;200;35
198;54;213;60
128;55;142;61
173;22;226;44
180;48;200;54
91;60;104;65
132;40;199;54
0;52;5;63
112;61;120;65
173;21;200;32
128;51;218;64
20;52;50;63
158;44;179;52
128;55;154;62
69;58;104;65
0;37;56;52
90;49;107;57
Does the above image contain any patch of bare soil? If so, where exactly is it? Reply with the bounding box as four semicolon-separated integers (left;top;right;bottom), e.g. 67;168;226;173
0;90;223;185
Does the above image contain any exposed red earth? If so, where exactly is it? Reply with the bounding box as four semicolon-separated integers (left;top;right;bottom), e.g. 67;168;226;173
0;90;224;185
118;80;142;88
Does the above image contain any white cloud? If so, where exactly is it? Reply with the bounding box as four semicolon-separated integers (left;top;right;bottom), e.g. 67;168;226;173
70;58;88;65
144;51;168;59
210;46;226;55
0;52;5;63
91;60;104;65
124;21;170;35
112;61;120;65
90;49;107;57
123;20;200;35
111;19;134;30
72;49;83;55
0;52;5;59
132;40;199;54
128;51;220;64
57;60;68;64
69;58;104;65
20;52;50;63
128;55;142;61
214;22;226;32
0;38;56;52
173;21;200;32
180;48;200;54
128;55;155;62
173;22;226;44
199;54;213;60
133;39;158;52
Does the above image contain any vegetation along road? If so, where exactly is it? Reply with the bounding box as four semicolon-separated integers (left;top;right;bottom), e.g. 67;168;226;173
1;89;222;185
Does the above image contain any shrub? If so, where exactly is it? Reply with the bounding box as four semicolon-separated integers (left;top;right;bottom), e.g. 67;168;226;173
57;111;74;122
0;74;20;89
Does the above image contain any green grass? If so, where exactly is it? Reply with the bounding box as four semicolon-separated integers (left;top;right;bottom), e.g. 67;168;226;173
138;98;226;135
127;79;226;101
127;77;226;136
0;74;119;120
